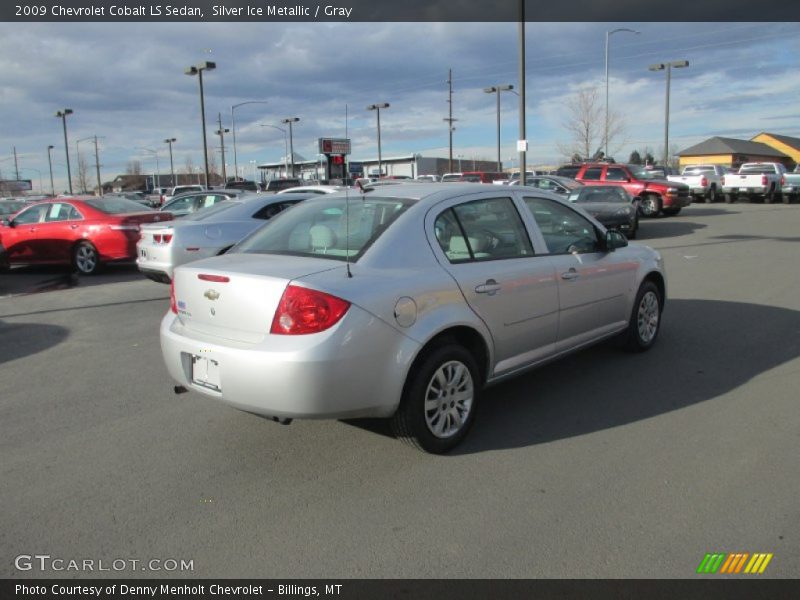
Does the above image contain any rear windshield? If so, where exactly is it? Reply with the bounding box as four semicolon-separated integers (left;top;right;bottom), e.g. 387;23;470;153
739;166;776;174
183;201;237;221
85;198;152;214
235;196;413;261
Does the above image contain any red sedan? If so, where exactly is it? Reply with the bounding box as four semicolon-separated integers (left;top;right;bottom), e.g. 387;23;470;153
0;197;173;275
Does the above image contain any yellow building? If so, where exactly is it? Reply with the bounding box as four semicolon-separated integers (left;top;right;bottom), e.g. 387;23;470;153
677;136;791;170
751;132;800;165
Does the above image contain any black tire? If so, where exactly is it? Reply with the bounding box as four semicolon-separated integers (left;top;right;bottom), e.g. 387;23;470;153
705;186;717;203
641;195;662;218
783;193;793;205
765;187;775;204
724;193;735;204
622;281;663;352
72;241;100;275
391;343;481;454
627;222;637;240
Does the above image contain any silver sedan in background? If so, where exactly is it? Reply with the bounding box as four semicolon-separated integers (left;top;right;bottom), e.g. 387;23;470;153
137;193;311;283
161;184;666;453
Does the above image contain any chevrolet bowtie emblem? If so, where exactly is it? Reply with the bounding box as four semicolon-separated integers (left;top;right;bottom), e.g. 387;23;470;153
204;289;220;301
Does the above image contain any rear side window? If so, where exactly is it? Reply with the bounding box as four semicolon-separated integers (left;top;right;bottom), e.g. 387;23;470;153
582;167;603;181
434;197;533;263
45;203;82;222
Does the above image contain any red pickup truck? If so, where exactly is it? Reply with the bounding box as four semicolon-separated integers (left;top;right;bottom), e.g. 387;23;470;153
573;163;692;217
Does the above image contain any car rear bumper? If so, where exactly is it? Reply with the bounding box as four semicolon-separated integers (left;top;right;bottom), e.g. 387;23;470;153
159;308;419;420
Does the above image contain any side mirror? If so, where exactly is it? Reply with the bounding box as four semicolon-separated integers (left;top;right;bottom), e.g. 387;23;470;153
2;218;13;227
605;230;628;251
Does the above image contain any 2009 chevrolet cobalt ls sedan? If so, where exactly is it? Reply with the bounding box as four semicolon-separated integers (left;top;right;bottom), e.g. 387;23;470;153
161;183;666;453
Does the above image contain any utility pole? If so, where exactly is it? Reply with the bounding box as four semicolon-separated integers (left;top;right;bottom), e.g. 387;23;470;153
215;112;230;184
443;69;458;173
13;146;20;181
93;136;102;195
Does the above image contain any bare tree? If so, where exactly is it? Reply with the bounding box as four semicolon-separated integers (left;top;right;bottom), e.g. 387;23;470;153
126;160;142;175
559;86;626;162
77;153;90;193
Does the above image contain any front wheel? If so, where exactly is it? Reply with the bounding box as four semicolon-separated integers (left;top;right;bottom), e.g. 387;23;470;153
73;241;100;275
622;281;663;352
391;344;480;454
640;195;662;218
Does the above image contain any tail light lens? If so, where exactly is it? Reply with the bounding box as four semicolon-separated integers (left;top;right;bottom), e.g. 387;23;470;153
781;175;785;185
153;233;173;244
270;284;350;335
721;175;726;186
169;279;177;314
700;176;708;187
761;175;767;186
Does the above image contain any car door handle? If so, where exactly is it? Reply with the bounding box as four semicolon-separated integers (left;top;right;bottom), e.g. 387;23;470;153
561;268;579;280
475;279;501;295
70;224;79;229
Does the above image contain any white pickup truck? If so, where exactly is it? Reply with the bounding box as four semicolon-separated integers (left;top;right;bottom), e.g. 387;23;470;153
721;162;786;204
667;164;726;203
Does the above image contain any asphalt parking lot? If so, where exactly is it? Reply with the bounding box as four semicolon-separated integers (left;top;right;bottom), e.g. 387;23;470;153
1;202;798;579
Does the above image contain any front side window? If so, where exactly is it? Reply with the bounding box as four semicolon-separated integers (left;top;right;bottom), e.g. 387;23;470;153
12;204;48;225
523;197;600;255
435;197;533;263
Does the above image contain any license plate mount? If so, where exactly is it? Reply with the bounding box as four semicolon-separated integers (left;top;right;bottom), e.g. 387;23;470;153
192;355;221;391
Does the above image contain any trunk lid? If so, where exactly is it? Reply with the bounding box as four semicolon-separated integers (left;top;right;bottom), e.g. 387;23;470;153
172;253;345;343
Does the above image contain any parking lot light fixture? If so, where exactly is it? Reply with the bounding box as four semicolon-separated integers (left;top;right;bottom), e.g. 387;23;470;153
366;104;390;177
605;28;640;158
483;84;514;172
55;108;74;194
185;61;216;188
280;117;300;178
164;138;177;186
648;60;689;168
231;101;269;181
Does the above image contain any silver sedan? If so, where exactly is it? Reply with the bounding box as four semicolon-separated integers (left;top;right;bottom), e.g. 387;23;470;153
137;193;310;282
161;184;666;453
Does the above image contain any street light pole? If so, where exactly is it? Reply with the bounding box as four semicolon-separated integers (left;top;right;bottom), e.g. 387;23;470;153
139;147;161;192
649;60;689;168
366;103;389;177
164;137;176;186
231;101;269;182
483;84;514;171
47;145;55;196
605;28;640;158
215;113;230;183
55;108;74;194
185;61;216;188
261;124;288;177
93;135;102;195
280;117;300;178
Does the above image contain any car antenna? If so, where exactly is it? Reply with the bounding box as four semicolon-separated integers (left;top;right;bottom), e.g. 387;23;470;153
344;104;353;278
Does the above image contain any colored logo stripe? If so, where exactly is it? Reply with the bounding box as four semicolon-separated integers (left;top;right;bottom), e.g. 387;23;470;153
697;553;773;574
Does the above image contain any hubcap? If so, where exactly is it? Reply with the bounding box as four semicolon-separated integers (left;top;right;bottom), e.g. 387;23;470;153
76;246;97;273
644;197;657;215
424;360;474;439
637;291;660;344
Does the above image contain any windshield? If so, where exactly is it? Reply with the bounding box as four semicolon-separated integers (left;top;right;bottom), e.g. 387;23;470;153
85;197;152;214
569;187;629;203
627;166;663;180
234;196;414;261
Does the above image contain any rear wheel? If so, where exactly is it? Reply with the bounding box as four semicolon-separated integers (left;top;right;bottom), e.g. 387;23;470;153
623;281;663;352
705;186;717;203
73;241;100;275
641;195;662;218
724;193;735;204
783;193;793;205
391;344;480;454
765;187;775;204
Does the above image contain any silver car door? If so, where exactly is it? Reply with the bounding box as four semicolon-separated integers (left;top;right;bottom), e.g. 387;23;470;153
521;195;636;352
429;194;559;375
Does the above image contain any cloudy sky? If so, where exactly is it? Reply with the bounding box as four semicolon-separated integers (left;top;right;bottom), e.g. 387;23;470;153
1;20;799;190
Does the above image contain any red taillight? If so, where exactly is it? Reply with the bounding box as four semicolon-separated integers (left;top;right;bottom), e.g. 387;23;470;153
270;284;350;335
153;233;173;244
700;176;708;187
761;175;767;186
781;175;785;185
169;279;177;314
